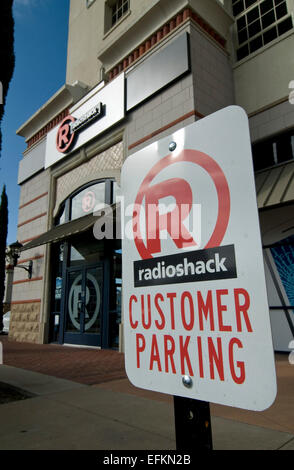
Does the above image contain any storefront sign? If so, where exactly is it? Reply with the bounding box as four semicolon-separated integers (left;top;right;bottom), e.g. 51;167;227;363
126;33;190;111
56;103;105;153
45;73;125;168
121;106;277;411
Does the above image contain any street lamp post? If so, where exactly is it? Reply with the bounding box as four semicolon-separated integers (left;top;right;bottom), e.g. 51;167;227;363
6;241;33;279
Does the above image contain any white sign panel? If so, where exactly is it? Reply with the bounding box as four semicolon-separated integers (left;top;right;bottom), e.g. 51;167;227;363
121;106;277;411
45;73;125;169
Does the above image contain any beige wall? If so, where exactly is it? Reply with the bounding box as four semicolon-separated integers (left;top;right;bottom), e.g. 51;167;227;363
233;0;294;115
234;33;294;115
9;170;51;344
66;0;163;87
66;0;232;88
66;0;103;87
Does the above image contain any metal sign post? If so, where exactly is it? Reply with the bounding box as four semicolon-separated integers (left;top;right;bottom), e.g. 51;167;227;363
174;397;213;451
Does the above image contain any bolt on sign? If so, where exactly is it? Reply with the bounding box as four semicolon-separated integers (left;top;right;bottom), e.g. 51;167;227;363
121;106;277;411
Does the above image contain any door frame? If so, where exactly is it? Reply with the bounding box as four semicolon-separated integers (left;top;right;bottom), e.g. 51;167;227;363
60;260;109;347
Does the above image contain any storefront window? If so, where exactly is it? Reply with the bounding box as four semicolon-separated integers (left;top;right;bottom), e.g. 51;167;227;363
71;182;106;221
50;179;121;349
109;245;122;349
55;204;66;226
113;181;122;203
252;129;294;171
55;179;117;226
49;242;64;342
69;232;105;267
270;235;294;306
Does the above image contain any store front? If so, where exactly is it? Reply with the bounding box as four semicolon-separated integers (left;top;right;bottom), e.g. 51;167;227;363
50;237;121;349
21;176;122;349
11;23;233;348
50;179;121;349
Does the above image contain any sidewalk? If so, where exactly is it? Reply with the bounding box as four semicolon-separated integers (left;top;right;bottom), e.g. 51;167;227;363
0;336;294;450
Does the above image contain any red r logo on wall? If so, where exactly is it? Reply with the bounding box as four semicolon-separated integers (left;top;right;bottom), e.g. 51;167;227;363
56;115;76;153
82;191;96;213
133;149;231;260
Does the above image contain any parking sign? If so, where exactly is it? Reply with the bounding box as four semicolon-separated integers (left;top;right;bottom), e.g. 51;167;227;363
121;106;277;411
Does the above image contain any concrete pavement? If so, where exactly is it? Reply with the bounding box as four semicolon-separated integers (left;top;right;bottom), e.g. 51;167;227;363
0;364;294;450
1;337;294;450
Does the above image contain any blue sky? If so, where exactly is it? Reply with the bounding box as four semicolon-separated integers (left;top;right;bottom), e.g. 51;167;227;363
0;0;70;244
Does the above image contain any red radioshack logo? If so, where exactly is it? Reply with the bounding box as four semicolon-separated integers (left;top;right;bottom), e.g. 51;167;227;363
133;149;231;260
82;191;96;213
56;115;76;153
56;103;104;154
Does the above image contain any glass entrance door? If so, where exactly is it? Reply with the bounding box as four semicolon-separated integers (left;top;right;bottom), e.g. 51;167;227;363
64;264;103;346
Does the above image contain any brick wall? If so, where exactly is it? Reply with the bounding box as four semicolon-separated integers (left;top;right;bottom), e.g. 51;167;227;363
126;73;196;154
249;100;294;143
190;24;235;117
126;23;235;155
9;170;51;344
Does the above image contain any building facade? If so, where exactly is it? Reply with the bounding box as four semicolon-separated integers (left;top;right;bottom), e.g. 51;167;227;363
8;0;294;351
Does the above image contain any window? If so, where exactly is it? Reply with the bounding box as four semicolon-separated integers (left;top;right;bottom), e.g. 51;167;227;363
86;0;96;8
71;182;106;221
55;179;119;226
232;0;293;61
105;0;129;33
111;0;129;27
252;129;294;171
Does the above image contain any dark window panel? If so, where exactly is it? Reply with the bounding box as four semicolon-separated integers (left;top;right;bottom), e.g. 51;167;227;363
245;0;257;8
237;15;246;30
111;0;129;27
276;2;287;19
117;7;122;19
278;16;293;35
263;25;277;44
233;0;245;16
249;34;263;52
260;0;274;15
262;10;276;28
238;28;248;44
237;43;249;60
247;6;259;24
252;141;275;171
252;130;294;171
248;19;261;37
276;134;293;163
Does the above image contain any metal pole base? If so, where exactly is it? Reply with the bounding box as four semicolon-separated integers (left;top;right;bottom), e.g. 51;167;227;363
174;396;213;451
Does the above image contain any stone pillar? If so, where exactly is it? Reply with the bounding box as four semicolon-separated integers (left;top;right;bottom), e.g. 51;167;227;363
4;265;14;309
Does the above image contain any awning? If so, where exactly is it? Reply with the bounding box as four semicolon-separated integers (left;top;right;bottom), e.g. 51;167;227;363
22;204;119;251
256;161;294;209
